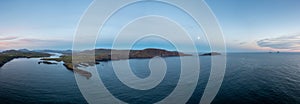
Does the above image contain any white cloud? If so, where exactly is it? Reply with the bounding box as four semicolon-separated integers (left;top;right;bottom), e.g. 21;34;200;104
0;38;72;50
0;36;18;40
257;34;300;50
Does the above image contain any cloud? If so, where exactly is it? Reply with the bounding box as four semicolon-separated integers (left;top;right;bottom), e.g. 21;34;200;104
18;38;67;43
0;36;18;40
0;38;72;50
257;34;300;50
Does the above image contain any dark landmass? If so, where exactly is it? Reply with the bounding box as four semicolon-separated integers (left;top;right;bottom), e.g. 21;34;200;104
0;48;220;79
42;48;191;71
38;61;57;65
63;63;92;79
93;48;191;61
18;49;31;52
0;49;91;79
200;52;221;56
42;55;94;79
0;49;51;67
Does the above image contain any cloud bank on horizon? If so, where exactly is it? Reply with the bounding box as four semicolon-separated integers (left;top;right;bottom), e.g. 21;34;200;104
0;36;71;50
257;34;300;51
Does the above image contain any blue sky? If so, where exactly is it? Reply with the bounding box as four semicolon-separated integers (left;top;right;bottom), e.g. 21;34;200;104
0;0;92;50
206;0;300;52
0;0;300;52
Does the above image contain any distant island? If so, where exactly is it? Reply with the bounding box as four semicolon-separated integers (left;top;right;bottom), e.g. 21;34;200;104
200;52;222;56
41;48;191;70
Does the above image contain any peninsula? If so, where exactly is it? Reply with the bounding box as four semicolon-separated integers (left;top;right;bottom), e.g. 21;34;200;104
0;48;220;79
41;48;191;70
0;49;51;67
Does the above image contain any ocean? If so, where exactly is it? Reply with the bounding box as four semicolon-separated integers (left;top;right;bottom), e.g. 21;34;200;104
0;53;299;104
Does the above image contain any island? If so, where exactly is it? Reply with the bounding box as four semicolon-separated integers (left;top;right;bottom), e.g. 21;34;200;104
0;49;51;67
200;52;221;56
38;61;57;65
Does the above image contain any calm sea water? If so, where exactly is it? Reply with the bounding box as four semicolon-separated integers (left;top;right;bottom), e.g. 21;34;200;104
0;53;299;104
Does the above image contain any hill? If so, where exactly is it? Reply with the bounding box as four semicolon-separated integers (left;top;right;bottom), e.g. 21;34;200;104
0;49;51;67
41;48;191;70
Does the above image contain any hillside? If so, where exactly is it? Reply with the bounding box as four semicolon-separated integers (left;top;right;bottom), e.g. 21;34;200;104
0;49;51;67
41;48;191;70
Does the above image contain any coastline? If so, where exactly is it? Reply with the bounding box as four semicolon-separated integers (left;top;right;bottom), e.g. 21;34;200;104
0;48;221;79
41;48;192;70
41;48;222;71
0;50;51;68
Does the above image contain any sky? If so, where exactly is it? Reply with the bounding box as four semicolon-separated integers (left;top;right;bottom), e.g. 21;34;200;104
0;0;300;52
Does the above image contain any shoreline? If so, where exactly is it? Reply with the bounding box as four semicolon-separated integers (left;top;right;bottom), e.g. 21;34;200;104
0;50;51;68
0;48;221;79
41;48;222;71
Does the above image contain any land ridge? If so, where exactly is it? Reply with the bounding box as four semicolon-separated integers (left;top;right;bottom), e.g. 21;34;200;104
0;48;221;79
0;49;51;67
41;48;191;69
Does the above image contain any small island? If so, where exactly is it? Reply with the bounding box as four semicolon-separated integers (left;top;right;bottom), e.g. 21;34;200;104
38;61;57;65
200;52;221;56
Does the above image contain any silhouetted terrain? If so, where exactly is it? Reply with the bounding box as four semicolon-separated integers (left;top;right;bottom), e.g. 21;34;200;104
41;48;190;70
0;49;51;67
